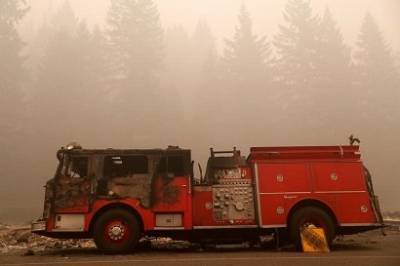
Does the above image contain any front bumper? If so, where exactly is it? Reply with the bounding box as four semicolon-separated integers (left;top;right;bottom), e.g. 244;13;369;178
31;220;46;232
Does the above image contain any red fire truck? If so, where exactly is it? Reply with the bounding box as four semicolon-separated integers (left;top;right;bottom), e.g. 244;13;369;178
32;142;383;253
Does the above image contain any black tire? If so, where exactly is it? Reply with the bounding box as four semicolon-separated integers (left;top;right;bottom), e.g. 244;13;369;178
288;206;335;250
93;208;141;254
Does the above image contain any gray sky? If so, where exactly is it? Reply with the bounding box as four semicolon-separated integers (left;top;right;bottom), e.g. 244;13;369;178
23;0;400;53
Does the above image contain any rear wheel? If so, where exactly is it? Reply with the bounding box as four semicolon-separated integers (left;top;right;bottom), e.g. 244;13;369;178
93;208;141;254
289;206;335;250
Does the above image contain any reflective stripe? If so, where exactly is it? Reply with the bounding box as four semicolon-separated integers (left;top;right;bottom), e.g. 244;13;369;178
193;225;258;229
261;224;286;228
315;191;366;194
52;228;85;232
259;191;366;195
153;227;185;230
340;223;381;227
260;192;311;195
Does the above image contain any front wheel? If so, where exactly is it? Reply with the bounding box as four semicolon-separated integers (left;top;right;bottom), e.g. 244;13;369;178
289;206;336;250
93;208;141;254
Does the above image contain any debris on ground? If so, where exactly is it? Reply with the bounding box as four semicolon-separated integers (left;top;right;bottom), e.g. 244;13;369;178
0;223;9;230
0;223;95;255
138;237;192;250
1;220;399;256
0;223;191;255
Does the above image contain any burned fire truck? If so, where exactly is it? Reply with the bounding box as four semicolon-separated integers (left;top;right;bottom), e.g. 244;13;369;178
32;142;383;253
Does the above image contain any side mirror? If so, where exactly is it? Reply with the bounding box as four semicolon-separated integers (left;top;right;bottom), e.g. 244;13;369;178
198;163;203;183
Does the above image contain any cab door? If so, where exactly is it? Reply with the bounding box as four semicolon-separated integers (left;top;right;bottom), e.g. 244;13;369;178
151;154;191;228
54;155;91;213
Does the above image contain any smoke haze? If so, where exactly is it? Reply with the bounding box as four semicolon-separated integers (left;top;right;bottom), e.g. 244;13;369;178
1;0;399;222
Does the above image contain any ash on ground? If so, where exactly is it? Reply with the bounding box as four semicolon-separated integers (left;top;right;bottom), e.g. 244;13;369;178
0;221;398;256
0;223;192;255
0;223;95;255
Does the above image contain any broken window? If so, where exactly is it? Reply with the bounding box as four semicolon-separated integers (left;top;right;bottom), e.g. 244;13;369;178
158;155;185;177
55;155;90;209
103;156;149;178
101;155;152;206
61;156;88;178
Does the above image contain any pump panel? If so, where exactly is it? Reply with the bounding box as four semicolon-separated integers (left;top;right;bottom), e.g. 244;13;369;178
212;182;255;222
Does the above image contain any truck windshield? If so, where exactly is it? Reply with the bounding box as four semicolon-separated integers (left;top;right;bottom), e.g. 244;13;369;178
60;155;88;178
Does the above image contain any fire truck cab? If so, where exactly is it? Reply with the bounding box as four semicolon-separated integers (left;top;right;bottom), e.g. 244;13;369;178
32;143;383;253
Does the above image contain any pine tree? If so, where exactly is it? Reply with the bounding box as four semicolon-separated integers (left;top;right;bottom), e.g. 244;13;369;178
221;5;272;108
105;0;165;145
354;13;399;108
190;21;220;144
162;21;217;117
161;20;219;146
313;8;353;131
223;5;271;89
191;20;218;104
219;5;272;143
191;20;217;78
316;8;351;85
0;0;29;219
88;26;109;94
352;13;400;205
353;13;400;132
31;1;94;144
0;0;29;140
158;25;189;141
272;0;326;140
106;0;163;89
274;0;320;88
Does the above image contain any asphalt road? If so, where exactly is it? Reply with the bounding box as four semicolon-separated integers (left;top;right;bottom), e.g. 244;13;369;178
1;228;399;266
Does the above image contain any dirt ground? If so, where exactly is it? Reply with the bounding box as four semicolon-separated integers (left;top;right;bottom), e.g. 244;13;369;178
0;224;399;266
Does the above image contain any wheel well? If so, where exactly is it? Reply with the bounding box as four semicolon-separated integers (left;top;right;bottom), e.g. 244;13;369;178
89;203;144;236
287;199;338;227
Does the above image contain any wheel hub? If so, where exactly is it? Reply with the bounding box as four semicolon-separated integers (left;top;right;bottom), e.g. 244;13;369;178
108;224;126;240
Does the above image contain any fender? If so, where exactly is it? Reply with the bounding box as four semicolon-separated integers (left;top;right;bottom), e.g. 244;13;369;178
85;198;154;233
286;197;338;227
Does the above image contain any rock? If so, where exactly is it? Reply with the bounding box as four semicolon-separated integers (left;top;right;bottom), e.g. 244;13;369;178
78;240;95;249
54;242;63;249
31;246;45;253
16;231;31;243
7;244;26;251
